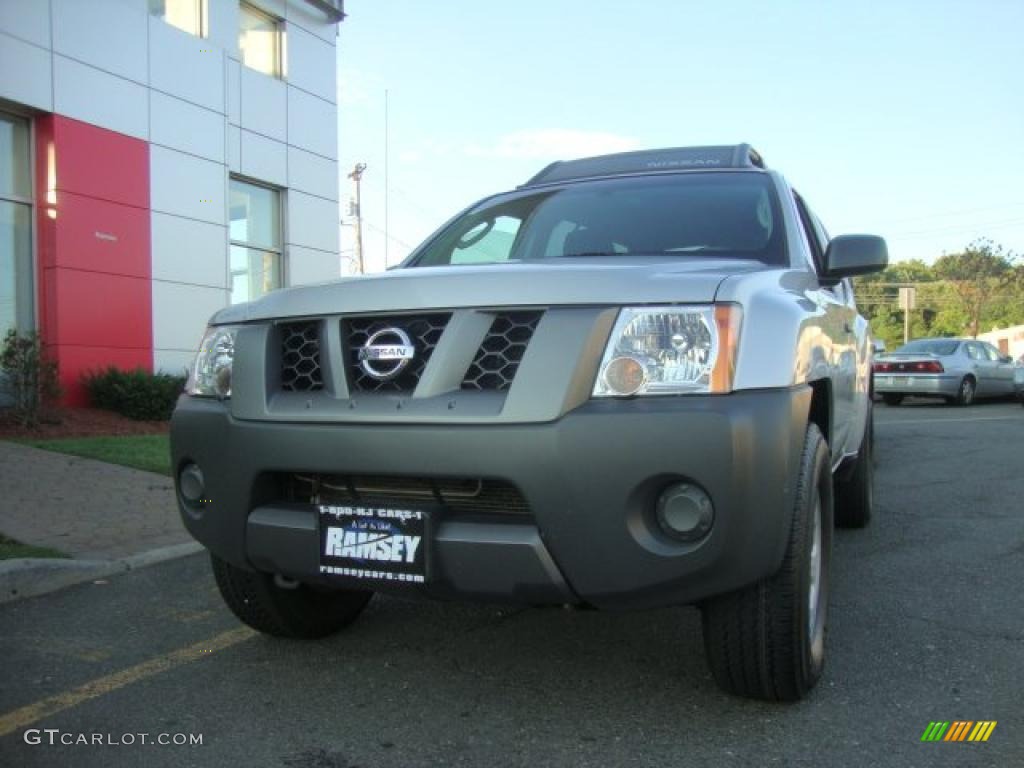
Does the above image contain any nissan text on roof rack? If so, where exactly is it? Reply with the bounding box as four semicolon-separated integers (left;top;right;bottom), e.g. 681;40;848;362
171;144;888;701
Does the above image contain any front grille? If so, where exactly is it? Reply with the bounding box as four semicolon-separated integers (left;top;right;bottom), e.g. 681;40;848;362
280;321;323;392
345;314;450;392
284;473;530;517
462;311;543;391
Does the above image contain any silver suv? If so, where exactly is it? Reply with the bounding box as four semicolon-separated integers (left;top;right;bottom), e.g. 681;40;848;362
171;145;887;701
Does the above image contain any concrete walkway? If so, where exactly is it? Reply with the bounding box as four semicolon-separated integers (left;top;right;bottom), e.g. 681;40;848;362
0;441;200;601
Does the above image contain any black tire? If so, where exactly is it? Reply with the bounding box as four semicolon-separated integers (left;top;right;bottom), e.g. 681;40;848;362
882;393;903;406
212;555;373;638
954;376;976;406
701;423;833;701
835;405;873;529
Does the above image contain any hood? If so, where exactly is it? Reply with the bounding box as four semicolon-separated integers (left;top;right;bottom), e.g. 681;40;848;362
212;257;765;323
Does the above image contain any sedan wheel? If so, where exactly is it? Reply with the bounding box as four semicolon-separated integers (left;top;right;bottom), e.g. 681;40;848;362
955;377;976;406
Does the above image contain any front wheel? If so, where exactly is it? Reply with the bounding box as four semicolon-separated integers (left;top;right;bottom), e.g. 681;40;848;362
212;555;373;638
701;423;833;701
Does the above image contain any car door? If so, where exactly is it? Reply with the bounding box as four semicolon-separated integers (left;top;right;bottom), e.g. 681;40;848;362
981;342;1016;394
964;343;989;394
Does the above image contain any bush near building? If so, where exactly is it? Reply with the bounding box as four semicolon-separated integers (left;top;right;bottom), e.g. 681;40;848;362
81;367;185;421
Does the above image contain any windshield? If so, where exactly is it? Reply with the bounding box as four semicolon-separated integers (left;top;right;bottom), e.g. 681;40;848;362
407;172;786;267
893;339;961;356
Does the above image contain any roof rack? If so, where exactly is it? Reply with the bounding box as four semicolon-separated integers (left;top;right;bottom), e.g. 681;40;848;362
522;144;764;188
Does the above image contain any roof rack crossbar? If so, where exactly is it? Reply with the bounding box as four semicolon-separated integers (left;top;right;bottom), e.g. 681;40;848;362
521;144;765;188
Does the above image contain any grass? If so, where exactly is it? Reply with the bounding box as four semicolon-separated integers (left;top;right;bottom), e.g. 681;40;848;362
0;533;68;560
19;434;172;476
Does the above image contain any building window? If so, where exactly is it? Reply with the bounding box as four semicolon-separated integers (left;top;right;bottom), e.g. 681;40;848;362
239;2;284;78
0;112;33;336
150;0;207;37
229;178;282;304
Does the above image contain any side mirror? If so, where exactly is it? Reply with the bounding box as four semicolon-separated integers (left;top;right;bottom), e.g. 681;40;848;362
822;235;888;279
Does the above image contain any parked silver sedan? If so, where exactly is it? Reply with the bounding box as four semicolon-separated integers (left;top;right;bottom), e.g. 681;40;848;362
873;338;1017;406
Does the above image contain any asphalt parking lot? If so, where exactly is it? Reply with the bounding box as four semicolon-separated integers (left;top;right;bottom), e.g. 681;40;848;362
1;400;1022;768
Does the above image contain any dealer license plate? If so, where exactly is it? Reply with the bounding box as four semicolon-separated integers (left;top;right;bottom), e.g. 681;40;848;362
319;504;428;584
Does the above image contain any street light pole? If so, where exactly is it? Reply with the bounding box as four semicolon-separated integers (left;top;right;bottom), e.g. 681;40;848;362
347;163;367;274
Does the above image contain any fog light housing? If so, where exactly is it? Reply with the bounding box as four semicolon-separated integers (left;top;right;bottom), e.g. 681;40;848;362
656;482;714;542
179;463;205;503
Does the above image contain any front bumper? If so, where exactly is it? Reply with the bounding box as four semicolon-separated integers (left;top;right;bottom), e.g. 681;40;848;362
874;373;959;398
170;387;810;610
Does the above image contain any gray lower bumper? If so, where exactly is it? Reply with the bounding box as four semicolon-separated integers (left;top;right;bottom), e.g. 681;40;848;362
170;387;811;610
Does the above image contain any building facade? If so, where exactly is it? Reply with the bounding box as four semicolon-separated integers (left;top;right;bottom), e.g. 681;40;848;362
0;0;343;403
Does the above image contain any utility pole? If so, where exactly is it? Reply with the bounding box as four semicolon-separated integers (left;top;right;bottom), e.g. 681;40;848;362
899;286;916;344
347;163;367;274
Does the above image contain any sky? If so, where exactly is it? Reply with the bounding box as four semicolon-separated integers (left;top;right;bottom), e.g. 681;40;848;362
335;0;1024;275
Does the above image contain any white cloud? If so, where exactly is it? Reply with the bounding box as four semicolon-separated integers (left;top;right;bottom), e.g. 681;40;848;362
465;129;641;160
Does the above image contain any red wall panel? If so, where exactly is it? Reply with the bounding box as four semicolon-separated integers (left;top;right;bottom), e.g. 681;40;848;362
46;270;152;349
34;115;153;406
49;116;149;208
43;191;150;278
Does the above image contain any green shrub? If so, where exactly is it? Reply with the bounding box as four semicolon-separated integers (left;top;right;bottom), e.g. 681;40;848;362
1;329;62;427
81;367;186;421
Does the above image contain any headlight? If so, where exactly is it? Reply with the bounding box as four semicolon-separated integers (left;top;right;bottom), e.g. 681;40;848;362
186;325;240;398
593;305;741;397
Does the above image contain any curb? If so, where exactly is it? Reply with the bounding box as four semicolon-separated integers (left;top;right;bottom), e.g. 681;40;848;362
0;541;204;604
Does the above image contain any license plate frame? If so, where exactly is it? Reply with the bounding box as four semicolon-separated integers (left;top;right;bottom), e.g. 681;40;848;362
318;504;431;584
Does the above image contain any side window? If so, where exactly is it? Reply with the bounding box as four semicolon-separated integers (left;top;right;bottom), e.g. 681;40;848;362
806;210;831;252
793;193;824;268
966;343;984;361
982;343;1002;362
793;192;842;297
449;216;521;265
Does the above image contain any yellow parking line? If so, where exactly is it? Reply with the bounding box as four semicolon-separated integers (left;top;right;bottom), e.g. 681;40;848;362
0;626;254;737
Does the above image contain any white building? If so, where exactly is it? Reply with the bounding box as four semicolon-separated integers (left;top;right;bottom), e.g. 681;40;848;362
0;0;344;403
978;324;1024;362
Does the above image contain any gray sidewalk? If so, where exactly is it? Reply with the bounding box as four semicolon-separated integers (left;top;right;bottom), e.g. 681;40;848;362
0;441;200;600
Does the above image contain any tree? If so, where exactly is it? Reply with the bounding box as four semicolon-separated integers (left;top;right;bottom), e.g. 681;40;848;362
932;239;1016;338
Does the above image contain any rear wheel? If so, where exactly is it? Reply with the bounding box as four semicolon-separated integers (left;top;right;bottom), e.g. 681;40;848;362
212;555;373;638
882;393;903;406
701;423;833;701
835;405;873;529
954;376;976;406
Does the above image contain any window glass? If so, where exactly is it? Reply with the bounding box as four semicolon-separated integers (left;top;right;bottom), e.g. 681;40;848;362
239;3;282;77
150;0;206;37
411;173;785;268
0;114;30;199
229;178;281;304
230;180;280;250
894;339;960;356
966;343;984;361
0;202;32;336
450;216;521;264
982;344;1002;362
230;245;281;304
